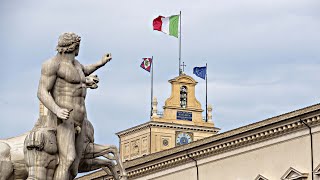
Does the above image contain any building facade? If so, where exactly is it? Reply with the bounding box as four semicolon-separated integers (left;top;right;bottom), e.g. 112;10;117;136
78;74;320;180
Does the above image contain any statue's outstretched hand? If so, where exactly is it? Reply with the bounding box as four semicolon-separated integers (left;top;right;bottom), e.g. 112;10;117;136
85;74;99;89
101;53;112;64
56;108;72;120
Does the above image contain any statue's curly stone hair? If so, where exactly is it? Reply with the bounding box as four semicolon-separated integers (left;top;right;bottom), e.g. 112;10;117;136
56;32;81;53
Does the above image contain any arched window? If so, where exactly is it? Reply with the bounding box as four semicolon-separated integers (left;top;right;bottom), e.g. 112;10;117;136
180;86;187;108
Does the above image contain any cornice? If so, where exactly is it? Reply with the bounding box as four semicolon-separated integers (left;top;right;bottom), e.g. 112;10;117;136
116;121;219;137
162;106;203;112
115;121;150;137
80;103;320;179
82;113;320;180
124;115;320;179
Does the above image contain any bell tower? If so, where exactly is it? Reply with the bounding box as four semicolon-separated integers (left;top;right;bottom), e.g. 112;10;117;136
117;73;219;162
160;74;209;126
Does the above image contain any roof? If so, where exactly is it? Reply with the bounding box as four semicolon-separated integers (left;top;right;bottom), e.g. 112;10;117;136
78;103;320;179
124;103;320;168
116;121;219;137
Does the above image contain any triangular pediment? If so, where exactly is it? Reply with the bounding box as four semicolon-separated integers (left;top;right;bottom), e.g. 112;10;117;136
315;164;320;175
281;167;308;180
255;174;268;180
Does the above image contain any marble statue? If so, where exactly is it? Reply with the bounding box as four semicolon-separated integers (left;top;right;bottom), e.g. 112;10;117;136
0;117;126;180
0;32;127;180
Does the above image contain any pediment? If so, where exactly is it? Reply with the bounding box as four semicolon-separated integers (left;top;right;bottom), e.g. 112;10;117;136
281;167;308;180
315;164;320;175
255;174;268;180
169;74;197;85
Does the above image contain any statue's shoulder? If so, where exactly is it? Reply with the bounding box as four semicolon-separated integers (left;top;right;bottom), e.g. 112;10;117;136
74;59;83;66
42;57;60;67
74;59;84;69
41;57;60;75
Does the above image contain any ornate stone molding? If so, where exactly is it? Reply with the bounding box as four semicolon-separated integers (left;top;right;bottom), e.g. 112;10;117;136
255;174;269;180
80;103;320;179
281;167;308;180
314;163;320;176
116;121;219;137
124;115;320;179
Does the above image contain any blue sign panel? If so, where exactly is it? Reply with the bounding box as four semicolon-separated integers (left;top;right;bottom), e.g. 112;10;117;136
177;111;192;121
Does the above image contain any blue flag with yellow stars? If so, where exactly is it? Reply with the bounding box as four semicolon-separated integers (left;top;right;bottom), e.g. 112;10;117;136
193;66;206;80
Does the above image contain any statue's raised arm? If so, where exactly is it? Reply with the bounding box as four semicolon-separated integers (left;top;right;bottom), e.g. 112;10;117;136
82;53;112;76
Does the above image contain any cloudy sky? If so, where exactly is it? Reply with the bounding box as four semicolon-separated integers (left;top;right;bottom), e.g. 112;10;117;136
1;0;320;150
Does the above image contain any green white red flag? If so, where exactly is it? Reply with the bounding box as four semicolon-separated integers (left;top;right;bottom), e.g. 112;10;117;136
153;15;179;38
140;58;153;72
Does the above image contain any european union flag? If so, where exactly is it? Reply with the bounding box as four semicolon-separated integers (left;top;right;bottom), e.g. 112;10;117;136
193;66;206;80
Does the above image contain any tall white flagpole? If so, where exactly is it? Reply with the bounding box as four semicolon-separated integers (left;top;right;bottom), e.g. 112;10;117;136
206;63;208;122
151;56;154;117
179;11;182;75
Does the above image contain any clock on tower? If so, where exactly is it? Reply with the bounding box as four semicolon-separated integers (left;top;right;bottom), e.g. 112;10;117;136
175;132;193;146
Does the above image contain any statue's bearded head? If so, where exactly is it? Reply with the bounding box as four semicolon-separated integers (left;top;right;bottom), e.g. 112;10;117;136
56;32;81;56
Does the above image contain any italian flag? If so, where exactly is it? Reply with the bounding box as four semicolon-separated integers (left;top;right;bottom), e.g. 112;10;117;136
153;15;180;38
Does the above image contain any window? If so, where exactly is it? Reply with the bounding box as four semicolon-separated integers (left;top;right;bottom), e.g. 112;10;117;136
180;86;187;108
254;174;268;180
281;167;308;180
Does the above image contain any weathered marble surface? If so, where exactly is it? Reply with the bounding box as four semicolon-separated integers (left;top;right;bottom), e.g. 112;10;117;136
0;32;126;180
0;118;126;180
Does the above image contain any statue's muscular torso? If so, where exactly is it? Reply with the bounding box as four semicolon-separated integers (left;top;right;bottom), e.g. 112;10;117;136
52;59;87;126
39;53;110;128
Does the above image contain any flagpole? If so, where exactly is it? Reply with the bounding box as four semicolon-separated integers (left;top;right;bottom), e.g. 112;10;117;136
151;56;154;117
206;63;208;122
179;11;182;75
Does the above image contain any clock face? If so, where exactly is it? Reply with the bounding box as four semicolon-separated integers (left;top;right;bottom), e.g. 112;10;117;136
176;132;193;146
